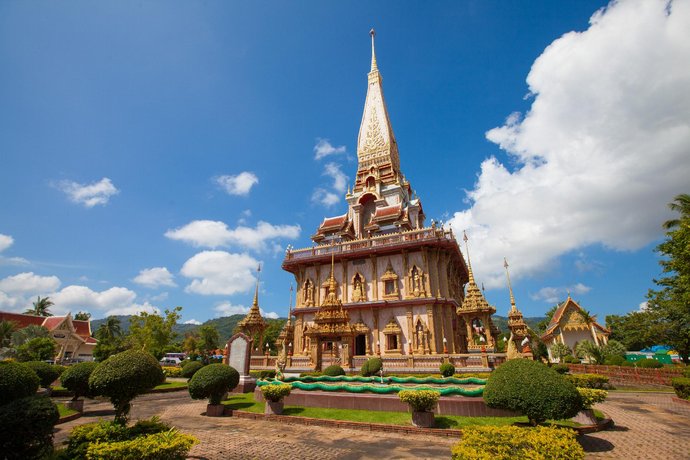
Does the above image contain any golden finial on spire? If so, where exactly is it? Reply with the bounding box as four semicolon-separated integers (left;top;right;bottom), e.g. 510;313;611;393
327;253;338;301
252;264;261;308
369;28;378;72
504;257;517;311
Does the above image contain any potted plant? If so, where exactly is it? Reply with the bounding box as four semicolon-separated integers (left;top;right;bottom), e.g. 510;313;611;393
574;388;608;425
398;389;440;428
260;383;292;415
188;363;239;417
59;361;98;412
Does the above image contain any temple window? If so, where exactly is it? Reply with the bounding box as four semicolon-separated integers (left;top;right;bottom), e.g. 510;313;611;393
352;273;366;302
382;317;403;354
381;260;399;300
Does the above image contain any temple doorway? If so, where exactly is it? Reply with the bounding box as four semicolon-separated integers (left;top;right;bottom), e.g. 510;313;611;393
355;334;367;355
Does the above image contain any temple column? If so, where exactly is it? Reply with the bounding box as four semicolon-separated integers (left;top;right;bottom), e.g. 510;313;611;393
427;305;437;353
370;255;378;300
406;308;414;355
341;260;348;302
315;265;321;306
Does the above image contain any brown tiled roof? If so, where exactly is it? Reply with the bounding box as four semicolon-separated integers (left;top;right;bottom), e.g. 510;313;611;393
540;298;610;339
0;311;96;342
318;214;348;231
374;204;402;220
0;311;45;328
73;320;92;338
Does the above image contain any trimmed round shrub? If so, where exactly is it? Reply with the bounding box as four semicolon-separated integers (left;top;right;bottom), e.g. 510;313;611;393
604;355;626;366
323;365;345;376
562;355;580;364
22;361;61;388
181;361;204;379
451;426;584;460
621;360;635;367
89;350;165;424
250;370;277;379
0;360;40;405
0;396;59;459
440;362;455;378
552;363;569;374
188;363;239;405
565;373;609;389
483;359;583;425
360;357;383;377
671;377;690;400
637;358;663;368
260;383;292;402
399;389;440;412
61;361;99;400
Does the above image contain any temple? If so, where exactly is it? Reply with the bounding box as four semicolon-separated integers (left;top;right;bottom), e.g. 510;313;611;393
279;31;508;372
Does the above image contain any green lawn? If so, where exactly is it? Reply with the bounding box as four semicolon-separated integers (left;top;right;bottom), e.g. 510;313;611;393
222;392;585;429
152;381;188;390
56;402;78;418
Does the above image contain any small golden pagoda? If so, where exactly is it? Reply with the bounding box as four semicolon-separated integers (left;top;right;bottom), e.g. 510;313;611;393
237;276;268;354
502;258;531;360
457;232;499;351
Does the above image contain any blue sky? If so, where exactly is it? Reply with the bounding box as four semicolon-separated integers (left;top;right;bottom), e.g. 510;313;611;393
1;0;689;325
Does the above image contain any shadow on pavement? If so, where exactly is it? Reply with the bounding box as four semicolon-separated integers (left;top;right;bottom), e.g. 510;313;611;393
578;434;615;453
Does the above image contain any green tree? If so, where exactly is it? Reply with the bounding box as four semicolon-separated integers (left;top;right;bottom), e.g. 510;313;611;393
606;312;659;351
198;325;220;363
646;194;690;363
73;311;91;321
16;337;57;362
93;317;128;362
11;325;49;346
0;320;17;348
575;340;605;364
536;306;558;333
127;307;182;359
24;296;54;317
550;342;572;362
182;333;200;357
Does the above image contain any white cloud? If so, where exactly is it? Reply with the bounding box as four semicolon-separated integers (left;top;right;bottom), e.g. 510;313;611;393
165;220;300;251
0;234;13;252
449;0;690;287
214;301;279;319
57;177;119;207
215;172;258;196
323;162;348;193
180;251;259;296
314;138;346;160
184;319;202;325
50;285;139;315
104;302;160;317
530;283;592;304
133;267;177;288
311;188;340;207
0;272;61;294
150;292;169;302
0;291;19;309
638;301;649;312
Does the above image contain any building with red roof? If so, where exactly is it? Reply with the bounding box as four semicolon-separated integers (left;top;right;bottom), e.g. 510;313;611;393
0;311;97;362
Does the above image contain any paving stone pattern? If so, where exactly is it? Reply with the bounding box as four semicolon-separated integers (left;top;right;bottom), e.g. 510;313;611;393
53;391;690;459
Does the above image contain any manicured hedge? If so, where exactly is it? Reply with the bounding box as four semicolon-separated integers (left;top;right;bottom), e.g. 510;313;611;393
484;359;583;425
451;426;584;460
565;373;609;389
60;362;99;400
577;388;608;409
0;360;40;405
188;364;239;405
604;355;626;366
323;365;345;376
23;361;62;388
552;364;569;374
61;417;196;460
636;358;663;369
181;361;204;379
360;357;383;377
89;350;165;424
671;377;690;400
162;366;184;378
250;370;276;379
85;430;198;460
0;396;59;459
440;363;455;378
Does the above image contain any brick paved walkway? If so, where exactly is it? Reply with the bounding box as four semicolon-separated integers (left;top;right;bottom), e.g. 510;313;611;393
53;391;690;459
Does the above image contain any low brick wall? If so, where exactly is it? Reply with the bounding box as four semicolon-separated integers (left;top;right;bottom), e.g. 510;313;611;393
254;388;517;417
567;364;684;386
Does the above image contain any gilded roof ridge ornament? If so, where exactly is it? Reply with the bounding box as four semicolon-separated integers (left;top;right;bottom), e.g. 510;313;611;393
463;230;476;285
504;257;517;312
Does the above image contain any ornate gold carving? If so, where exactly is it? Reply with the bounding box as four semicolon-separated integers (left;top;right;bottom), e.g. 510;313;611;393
362;106;387;154
351;273;366;302
303;279;314;307
381;260;399;300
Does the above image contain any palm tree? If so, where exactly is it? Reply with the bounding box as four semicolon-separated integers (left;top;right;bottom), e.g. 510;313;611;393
0;320;17;347
97;316;123;341
25;296;54;317
579;308;600;346
663;193;690;230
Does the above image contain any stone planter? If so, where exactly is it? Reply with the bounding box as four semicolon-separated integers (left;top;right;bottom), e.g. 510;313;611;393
206;404;225;417
265;400;284;415
411;410;435;428
572;408;597;425
66;399;84;413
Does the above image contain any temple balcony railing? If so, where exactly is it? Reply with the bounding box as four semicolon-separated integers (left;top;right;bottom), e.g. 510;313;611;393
284;226;457;261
